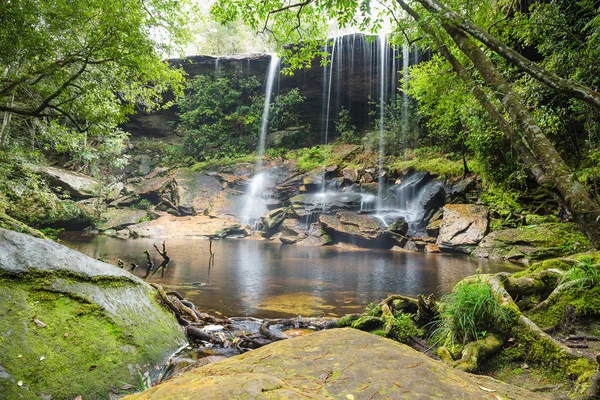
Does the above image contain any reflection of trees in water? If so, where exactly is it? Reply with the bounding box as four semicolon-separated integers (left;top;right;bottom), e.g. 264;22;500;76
58;234;521;318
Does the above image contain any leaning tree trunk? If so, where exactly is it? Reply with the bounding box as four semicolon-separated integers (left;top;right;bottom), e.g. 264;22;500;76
394;0;563;205
437;23;600;248
414;0;600;111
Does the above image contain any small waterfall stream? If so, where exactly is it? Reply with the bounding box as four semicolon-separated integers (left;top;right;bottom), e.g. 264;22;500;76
241;54;280;229
376;34;389;210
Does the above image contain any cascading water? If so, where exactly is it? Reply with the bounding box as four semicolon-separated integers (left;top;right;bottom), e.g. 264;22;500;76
257;55;281;161
240;54;280;229
376;34;389;210
402;44;410;147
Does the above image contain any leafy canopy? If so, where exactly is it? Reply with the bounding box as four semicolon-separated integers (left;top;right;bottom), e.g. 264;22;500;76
0;0;192;172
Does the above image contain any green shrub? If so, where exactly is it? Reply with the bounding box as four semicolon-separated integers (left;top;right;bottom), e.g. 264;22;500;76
178;72;304;161
432;274;512;345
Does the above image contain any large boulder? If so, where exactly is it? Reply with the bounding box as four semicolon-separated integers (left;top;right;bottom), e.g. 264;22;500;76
320;211;393;248
96;208;149;231
418;182;446;214
134;175;172;203
124;214;244;238
0;229;186;399
291;192;362;215
125;328;550;400
473;223;592;263
36;166;100;199
172;169;223;214
436;204;489;253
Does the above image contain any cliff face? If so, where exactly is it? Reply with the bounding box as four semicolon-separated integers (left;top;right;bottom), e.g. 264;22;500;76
124;34;430;140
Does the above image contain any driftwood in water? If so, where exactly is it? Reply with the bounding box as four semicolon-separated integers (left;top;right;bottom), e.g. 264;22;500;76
130;249;154;279
260;320;287;342
186;325;223;345
151;241;171;277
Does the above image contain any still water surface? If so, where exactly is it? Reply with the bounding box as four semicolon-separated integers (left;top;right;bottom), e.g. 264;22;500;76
60;233;522;318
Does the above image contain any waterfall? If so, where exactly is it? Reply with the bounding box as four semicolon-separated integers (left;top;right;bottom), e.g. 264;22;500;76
376;34;388;210
402;45;410;148
240;54;280;229
257;54;281;160
323;37;339;146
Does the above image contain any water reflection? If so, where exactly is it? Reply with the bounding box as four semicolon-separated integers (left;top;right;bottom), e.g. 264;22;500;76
59;233;523;318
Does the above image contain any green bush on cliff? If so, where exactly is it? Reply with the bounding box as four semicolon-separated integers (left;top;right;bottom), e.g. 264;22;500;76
178;72;304;161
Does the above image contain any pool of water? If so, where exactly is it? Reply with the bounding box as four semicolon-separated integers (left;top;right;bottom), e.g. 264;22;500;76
59;233;523;319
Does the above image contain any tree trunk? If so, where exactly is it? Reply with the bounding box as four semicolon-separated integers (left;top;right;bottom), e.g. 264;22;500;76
395;0;556;196
414;0;600;111
441;23;600;248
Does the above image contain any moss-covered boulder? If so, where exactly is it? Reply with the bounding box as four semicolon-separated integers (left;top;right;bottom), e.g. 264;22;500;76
0;229;186;399
473;223;591;263
124;328;551;400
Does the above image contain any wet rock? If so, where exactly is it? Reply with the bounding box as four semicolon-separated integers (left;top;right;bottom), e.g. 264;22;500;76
419;182;446;214
280;236;303;244
342;167;359;183
36;166;100;199
97;208;149;231
388;218;408;236
360;173;374;183
290;192;362;215
320;211;394;248
124;329;550;400
450;176;476;199
134;176;172;203
274;173;304;201
426;218;442;237
390;171;430;197
172;169;223;214
436;204;489;254
302;175;323;191
280;218;307;237
0;229;186;400
208;189;243;218
425;244;441;253
472;223;592;263
295;224;332;247
106;182;124;202
262;208;288;232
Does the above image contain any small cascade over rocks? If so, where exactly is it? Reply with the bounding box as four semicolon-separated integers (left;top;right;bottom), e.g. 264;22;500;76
239;54;280;229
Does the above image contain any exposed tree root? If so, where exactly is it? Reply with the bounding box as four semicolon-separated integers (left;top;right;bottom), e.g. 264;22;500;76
452;333;504;372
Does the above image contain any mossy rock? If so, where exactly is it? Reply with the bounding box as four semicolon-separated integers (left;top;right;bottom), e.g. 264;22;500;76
0;229;186;399
473;223;592;263
124;329;551;400
351;315;383;331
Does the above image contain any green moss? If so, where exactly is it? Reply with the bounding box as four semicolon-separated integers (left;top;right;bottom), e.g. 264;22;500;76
365;302;382;317
336;314;359;327
0;274;185;399
369;329;387;337
351;316;383;331
528;285;600;328
387;148;467;180
72;304;104;317
386;313;423;343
